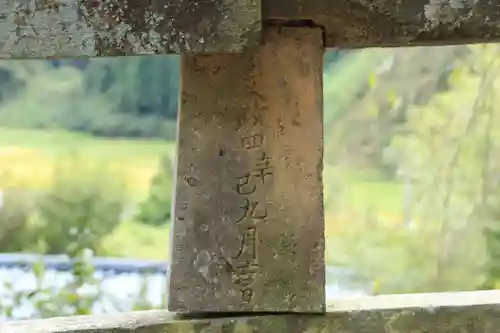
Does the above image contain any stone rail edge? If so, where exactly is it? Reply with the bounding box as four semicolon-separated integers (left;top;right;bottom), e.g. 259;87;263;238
3;290;500;333
264;0;500;48
0;0;262;58
3;0;500;59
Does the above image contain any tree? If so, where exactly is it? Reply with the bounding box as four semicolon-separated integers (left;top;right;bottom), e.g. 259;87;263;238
324;44;500;294
135;153;174;227
386;44;500;291
36;154;127;255
323;45;468;174
0;57;180;139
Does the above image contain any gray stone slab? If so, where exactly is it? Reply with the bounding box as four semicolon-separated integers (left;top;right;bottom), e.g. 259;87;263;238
0;0;261;58
5;290;500;333
167;26;325;313
264;0;500;47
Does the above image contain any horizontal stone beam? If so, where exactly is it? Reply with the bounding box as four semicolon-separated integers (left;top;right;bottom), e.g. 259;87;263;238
4;290;500;333
264;0;500;48
2;0;500;58
0;0;261;58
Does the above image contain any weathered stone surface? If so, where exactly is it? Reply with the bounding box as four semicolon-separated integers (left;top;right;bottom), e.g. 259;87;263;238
168;26;325;313
264;0;500;47
0;0;261;58
4;0;500;59
5;290;500;333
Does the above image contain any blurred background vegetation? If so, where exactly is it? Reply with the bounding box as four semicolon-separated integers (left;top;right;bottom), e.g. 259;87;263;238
2;44;500;318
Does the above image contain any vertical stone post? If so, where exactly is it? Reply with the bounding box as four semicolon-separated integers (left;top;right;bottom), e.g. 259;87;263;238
168;27;325;313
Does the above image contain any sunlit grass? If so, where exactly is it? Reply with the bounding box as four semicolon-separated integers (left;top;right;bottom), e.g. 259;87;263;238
0;127;175;259
102;221;171;260
0;127;407;261
0;127;173;199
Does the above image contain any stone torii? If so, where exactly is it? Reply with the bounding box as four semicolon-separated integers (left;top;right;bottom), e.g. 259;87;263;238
3;0;500;331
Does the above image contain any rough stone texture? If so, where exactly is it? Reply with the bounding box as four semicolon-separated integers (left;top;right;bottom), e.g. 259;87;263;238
264;0;500;47
5;0;500;59
0;0;261;58
5;290;500;333
167;26;325;313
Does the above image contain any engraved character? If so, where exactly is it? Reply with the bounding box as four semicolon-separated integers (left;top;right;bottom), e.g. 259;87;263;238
235;259;259;271
252;152;273;184
242;134;263;150
249;114;263;127
220;251;258;273
236;173;256;195
232;271;256;286
241;288;254;303
232;227;257;262
236;198;267;223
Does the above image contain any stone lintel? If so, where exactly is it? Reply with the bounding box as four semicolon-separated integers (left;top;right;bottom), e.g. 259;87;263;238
264;0;500;48
167;26;325;313
4;290;500;333
6;0;500;59
0;0;261;58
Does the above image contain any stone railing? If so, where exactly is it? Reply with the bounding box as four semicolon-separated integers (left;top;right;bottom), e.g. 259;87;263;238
4;290;500;332
2;0;500;331
2;0;500;58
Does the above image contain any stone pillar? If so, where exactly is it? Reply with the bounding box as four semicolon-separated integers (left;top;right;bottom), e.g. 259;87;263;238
168;27;325;313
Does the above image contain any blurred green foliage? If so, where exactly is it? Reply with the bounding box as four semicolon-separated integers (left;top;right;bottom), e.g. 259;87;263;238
0;154;166;319
36;154;127;255
136;153;173;227
0;188;37;252
0;56;179;139
325;44;500;294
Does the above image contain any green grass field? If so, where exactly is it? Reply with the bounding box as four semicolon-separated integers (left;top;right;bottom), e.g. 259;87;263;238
0;127;174;195
0;127;404;261
0;127;174;259
0;127;173;162
341;169;404;215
